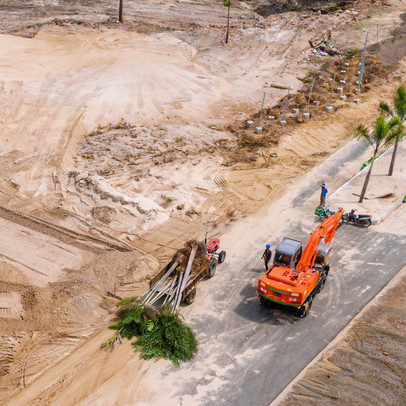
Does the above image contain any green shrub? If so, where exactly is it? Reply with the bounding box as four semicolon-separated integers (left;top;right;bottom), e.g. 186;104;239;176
102;298;198;366
346;49;360;60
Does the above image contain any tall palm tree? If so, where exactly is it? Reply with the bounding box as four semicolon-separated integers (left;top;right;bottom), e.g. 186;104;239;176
355;114;403;203
379;86;406;175
119;0;123;23
224;1;231;44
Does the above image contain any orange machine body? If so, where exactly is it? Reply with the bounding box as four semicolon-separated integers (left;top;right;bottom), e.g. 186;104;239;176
257;208;343;308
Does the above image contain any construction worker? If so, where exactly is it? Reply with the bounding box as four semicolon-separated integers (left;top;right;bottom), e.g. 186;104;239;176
320;182;328;207
262;244;272;270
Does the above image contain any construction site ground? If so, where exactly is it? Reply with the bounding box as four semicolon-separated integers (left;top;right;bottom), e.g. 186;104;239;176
328;141;406;221
1;0;406;405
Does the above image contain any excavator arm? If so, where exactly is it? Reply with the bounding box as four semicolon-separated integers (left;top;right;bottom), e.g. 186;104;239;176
296;208;343;272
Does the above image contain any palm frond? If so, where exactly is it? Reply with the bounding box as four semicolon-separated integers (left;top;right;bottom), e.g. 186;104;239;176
385;122;404;145
379;102;392;116
374;114;388;143
395;86;406;121
102;297;197;365
355;124;373;146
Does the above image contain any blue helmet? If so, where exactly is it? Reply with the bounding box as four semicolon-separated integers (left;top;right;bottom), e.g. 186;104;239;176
266;244;271;248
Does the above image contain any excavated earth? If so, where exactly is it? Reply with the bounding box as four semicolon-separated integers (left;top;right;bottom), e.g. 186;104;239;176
0;0;406;404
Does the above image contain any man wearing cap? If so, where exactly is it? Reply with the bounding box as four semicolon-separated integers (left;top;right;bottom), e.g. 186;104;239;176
320;182;328;207
262;244;272;270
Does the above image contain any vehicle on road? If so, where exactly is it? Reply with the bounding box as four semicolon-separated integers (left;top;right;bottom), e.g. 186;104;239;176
257;208;343;317
205;237;226;278
342;209;372;227
148;237;226;307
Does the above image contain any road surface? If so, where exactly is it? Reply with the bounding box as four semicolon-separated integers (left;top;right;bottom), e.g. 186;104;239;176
131;140;406;406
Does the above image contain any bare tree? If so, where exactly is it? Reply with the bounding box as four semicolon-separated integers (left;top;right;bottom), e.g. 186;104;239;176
355;114;403;203
379;86;406;175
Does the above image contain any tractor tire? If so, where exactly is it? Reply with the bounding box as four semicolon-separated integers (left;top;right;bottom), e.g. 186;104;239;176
218;250;226;264
361;218;372;227
207;258;217;279
183;289;196;305
295;296;313;318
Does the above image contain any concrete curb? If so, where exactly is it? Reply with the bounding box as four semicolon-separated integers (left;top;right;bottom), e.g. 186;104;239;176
326;143;404;224
371;196;404;224
271;264;406;406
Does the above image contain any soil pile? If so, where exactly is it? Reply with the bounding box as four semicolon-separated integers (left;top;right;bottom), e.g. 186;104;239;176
241;52;390;142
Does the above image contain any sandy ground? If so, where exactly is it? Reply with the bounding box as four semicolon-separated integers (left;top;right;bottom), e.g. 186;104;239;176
329;141;406;220
0;247;158;399
1;0;406;404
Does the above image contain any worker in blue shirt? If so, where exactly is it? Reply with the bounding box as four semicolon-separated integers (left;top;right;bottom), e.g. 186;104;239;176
320;182;328;207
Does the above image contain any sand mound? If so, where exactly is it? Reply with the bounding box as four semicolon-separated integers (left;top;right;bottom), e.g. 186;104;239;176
0;250;159;398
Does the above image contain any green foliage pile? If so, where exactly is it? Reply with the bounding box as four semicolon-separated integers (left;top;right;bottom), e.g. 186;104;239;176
102;298;198;366
346;49;360;60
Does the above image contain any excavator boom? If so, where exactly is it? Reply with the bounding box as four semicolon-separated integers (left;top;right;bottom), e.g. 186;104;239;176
296;208;343;272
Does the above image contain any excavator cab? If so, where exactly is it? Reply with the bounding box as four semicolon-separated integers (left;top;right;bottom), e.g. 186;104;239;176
273;238;302;269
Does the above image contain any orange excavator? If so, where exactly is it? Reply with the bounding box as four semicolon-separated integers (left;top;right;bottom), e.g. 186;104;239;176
257;208;343;317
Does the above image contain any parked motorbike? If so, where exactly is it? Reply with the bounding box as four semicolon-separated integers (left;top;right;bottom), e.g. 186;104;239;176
342;209;372;227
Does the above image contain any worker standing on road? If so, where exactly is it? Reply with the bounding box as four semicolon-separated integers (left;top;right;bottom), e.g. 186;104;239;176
262;244;272;270
320;182;328;207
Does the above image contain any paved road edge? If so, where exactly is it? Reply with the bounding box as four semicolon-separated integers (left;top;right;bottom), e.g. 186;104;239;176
270;264;406;406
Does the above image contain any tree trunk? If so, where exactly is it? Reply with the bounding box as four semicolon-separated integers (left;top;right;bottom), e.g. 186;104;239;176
225;4;230;44
388;141;398;176
119;0;123;23
359;156;376;203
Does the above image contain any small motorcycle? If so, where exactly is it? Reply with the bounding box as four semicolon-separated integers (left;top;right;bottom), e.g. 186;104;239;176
342;209;372;227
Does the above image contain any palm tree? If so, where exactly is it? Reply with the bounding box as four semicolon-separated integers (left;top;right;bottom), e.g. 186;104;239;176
355;114;403;203
224;1;231;44
119;0;123;23
379;86;406;175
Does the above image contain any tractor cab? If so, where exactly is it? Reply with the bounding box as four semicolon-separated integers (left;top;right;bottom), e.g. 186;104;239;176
273;238;302;269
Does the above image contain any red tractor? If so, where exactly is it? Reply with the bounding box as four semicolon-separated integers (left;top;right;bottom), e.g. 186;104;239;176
205;237;226;278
